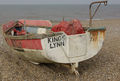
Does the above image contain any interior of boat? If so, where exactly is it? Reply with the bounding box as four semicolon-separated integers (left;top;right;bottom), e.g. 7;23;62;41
5;20;88;38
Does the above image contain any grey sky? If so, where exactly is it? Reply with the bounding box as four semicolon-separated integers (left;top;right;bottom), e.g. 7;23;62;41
0;0;119;4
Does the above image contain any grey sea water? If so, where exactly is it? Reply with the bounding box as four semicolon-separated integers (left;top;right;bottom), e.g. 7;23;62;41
0;4;120;24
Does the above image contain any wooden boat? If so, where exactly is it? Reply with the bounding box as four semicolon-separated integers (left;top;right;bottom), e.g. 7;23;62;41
2;1;107;75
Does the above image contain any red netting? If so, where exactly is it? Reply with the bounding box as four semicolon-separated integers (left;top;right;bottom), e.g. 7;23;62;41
51;19;85;35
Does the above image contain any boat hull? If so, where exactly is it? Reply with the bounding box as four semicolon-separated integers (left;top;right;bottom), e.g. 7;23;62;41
10;27;105;64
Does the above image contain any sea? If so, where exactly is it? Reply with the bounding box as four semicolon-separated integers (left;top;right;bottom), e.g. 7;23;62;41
0;4;120;24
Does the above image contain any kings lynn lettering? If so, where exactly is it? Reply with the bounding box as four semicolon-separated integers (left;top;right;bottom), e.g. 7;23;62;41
48;35;66;49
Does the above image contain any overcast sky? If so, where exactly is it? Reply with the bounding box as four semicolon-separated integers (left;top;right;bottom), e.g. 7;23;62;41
0;0;119;4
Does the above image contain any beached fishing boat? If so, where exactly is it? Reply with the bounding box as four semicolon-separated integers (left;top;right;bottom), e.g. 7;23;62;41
2;1;107;75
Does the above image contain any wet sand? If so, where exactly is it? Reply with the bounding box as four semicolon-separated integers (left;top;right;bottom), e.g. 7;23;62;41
0;19;120;81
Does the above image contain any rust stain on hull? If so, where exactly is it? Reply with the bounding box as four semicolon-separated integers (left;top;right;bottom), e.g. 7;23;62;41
90;30;105;48
99;30;105;40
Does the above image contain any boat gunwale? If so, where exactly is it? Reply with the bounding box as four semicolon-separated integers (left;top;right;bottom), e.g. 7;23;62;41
3;27;106;40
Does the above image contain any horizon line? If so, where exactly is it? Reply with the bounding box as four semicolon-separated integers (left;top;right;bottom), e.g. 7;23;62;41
0;3;117;5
